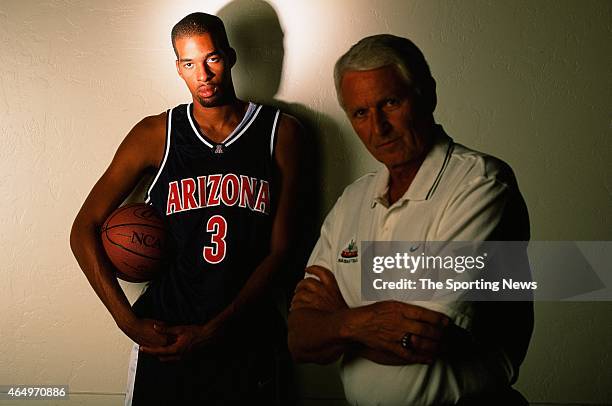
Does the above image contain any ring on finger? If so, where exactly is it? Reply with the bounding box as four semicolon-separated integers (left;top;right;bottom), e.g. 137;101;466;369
401;332;413;351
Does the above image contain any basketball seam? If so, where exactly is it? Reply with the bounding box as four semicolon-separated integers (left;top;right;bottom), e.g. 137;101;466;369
102;204;162;226
101;223;166;232
102;228;166;261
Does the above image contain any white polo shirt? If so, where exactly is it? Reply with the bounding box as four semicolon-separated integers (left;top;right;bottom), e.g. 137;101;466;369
307;127;521;405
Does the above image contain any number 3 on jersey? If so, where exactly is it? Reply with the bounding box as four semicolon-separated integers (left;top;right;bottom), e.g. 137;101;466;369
203;215;227;264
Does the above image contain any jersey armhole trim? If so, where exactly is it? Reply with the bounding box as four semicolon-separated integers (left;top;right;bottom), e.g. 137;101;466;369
145;108;172;204
225;104;263;147
269;109;281;157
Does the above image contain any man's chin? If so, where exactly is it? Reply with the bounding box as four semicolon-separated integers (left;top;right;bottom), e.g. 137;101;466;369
196;95;226;108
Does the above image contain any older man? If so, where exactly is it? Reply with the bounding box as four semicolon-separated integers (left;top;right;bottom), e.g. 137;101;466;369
288;35;532;405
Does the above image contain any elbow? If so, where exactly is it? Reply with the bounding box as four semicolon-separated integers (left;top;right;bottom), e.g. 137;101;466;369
69;217;82;256
287;312;317;363
69;214;97;261
287;335;323;364
287;337;302;362
289;336;341;365
287;332;319;364
287;315;306;362
287;312;341;365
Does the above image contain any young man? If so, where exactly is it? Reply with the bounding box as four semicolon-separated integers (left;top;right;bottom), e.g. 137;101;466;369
70;13;301;405
288;34;532;405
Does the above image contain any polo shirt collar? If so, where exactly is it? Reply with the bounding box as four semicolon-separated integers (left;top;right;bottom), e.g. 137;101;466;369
372;125;453;206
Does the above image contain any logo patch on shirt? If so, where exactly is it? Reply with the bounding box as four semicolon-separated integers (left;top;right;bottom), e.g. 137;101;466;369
338;239;359;263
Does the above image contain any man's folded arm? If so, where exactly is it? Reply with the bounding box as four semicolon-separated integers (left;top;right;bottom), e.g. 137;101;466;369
287;307;349;364
288;307;418;365
288;267;449;366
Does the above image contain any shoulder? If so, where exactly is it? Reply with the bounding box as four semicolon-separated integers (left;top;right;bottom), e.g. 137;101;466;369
436;141;530;240
331;171;379;213
446;142;518;189
253;103;302;138
134;111;167;134
128;111;167;147
276;112;302;140
343;172;378;196
122;111;167;168
273;112;304;164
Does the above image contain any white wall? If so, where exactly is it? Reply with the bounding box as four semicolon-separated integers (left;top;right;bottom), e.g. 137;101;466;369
1;1;610;404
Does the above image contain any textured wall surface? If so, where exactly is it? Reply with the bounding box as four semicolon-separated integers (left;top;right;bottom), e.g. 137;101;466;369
1;0;610;404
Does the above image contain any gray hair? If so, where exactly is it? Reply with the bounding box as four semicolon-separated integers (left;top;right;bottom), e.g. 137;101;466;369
334;34;436;113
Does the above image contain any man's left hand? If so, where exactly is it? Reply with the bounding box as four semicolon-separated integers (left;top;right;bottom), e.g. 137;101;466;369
139;322;223;362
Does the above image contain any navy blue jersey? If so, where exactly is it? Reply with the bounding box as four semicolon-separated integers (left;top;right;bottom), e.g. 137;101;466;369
133;102;281;325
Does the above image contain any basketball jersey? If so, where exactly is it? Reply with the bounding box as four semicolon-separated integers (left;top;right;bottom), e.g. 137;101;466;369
133;102;281;325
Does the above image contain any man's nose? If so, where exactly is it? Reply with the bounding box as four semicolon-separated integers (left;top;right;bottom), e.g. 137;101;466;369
370;109;391;137
197;64;215;81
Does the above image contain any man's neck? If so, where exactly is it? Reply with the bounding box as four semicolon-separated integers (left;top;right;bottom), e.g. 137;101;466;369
386;158;425;205
386;125;436;205
192;98;249;143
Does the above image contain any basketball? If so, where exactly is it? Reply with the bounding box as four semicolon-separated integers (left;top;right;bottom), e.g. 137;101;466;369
101;203;169;282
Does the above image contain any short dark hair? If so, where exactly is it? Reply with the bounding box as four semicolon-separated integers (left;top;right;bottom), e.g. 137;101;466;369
171;13;231;57
334;34;437;114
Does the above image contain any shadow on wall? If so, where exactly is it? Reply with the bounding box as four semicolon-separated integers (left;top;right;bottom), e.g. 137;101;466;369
217;0;283;102
217;0;349;402
217;0;353;280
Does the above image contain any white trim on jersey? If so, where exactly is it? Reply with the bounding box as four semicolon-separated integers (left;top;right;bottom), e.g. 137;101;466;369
224;104;263;147
124;343;139;406
145;108;173;204
222;102;257;146
186;104;215;148
269;109;280;157
186;102;261;149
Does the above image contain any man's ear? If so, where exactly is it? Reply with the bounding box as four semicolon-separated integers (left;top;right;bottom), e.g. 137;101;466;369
412;77;437;116
175;60;182;77
226;47;237;68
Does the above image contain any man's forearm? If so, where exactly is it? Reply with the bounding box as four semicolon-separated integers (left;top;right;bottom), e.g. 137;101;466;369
289;300;449;365
288;304;404;364
70;218;136;330
288;307;349;364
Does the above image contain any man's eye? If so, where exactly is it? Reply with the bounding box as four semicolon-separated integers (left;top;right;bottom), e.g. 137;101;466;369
184;63;193;68
385;99;399;107
207;56;220;63
353;109;367;118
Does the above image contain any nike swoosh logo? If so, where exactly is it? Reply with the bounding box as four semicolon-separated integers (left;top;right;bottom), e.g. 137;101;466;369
257;378;272;389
